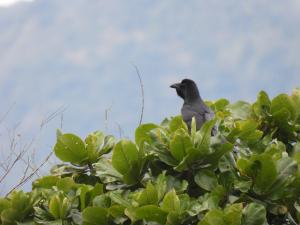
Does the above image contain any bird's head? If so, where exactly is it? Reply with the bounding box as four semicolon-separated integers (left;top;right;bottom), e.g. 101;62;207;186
170;79;201;102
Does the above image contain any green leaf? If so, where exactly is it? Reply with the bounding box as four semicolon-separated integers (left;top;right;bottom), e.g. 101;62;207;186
85;131;104;162
191;117;197;139
101;135;116;155
93;195;111;208
108;205;125;218
198;209;226;225
10;191;32;218
112;140;139;175
169;115;188;133
109;192;131;208
175;147;201;171
170;129;193;162
242;203;266;225
0;199;11;214
166;212;182;225
195;119;217;154
56;129;63;139
234;178;252;193
212;98;230;111
266;156;298;200
48;195;70;220
82;207;109;225
56;177;75;193
194;170;218;191
122;160;142;185
155;173;168;201
137;182;158;206
224;203;243;225
252;91;271;117
251;155;277;194
48;195;61;219
161;189;180;212
151;145;179;167
76;185;93;211
291;88;300;121
199;142;234;170
237;154;277;195
17;221;36;225
271;94;296;120
135;123;158;146
227;120;262;145
135;205;168;224
227;101;252;120
32;176;60;189
54;133;87;164
90;183;104;200
1;208;21;224
94;158;122;184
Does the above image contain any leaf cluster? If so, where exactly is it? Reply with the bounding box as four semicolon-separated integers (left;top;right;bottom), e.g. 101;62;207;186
1;89;300;225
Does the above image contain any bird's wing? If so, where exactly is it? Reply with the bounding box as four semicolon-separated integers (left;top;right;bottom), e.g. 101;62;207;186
182;104;217;135
181;104;206;131
181;104;204;123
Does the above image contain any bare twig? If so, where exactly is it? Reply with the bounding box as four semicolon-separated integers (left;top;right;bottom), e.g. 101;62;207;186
104;104;113;132
60;113;64;130
19;157;31;183
6;151;53;196
40;105;67;129
0;102;16;124
115;122;124;139
132;64;145;126
0;152;23;184
1;105;67;194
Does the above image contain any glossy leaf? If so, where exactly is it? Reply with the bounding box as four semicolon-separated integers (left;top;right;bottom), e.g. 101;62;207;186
54;133;87;164
82;207;109;225
135;205;168;224
242;203;266;225
112;140;139;175
194;170;218;191
135;123;158;146
161;189;180;212
137;182;158;206
170;129;193;162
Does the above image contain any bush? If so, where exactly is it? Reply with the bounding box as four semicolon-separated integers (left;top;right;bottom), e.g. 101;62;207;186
1;89;300;225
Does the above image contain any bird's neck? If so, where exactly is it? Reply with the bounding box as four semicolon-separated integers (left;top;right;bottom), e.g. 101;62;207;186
184;96;204;105
187;86;201;100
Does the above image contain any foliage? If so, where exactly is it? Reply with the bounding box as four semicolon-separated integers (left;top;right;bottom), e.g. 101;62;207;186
1;89;300;225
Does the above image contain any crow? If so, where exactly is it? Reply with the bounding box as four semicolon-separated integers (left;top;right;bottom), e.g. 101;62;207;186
170;79;217;135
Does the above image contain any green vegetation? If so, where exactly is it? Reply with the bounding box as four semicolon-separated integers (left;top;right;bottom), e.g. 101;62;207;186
1;89;300;225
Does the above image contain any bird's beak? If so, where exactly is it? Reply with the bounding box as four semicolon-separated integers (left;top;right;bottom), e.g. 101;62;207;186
170;83;180;89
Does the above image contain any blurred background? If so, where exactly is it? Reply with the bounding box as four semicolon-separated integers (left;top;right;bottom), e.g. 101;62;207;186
0;0;300;194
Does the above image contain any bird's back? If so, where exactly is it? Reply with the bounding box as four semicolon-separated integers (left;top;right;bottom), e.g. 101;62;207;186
181;101;217;135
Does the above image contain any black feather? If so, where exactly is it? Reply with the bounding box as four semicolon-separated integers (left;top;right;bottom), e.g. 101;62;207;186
170;79;217;135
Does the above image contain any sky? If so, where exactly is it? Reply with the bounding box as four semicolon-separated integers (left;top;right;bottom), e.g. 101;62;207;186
0;0;32;7
0;0;300;193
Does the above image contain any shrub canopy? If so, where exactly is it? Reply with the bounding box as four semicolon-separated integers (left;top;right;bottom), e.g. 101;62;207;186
1;89;300;225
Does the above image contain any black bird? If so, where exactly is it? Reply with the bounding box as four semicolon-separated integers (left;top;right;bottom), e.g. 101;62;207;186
170;79;217;135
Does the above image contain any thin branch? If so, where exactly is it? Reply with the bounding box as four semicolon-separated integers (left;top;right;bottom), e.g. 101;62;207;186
0;152;23;184
19;157;31;183
40;105;67;129
0;102;16;124
132;64;145;126
6;151;53;196
115;122;124;139
104;104;113;132
60;113;64;130
1;105;67;193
